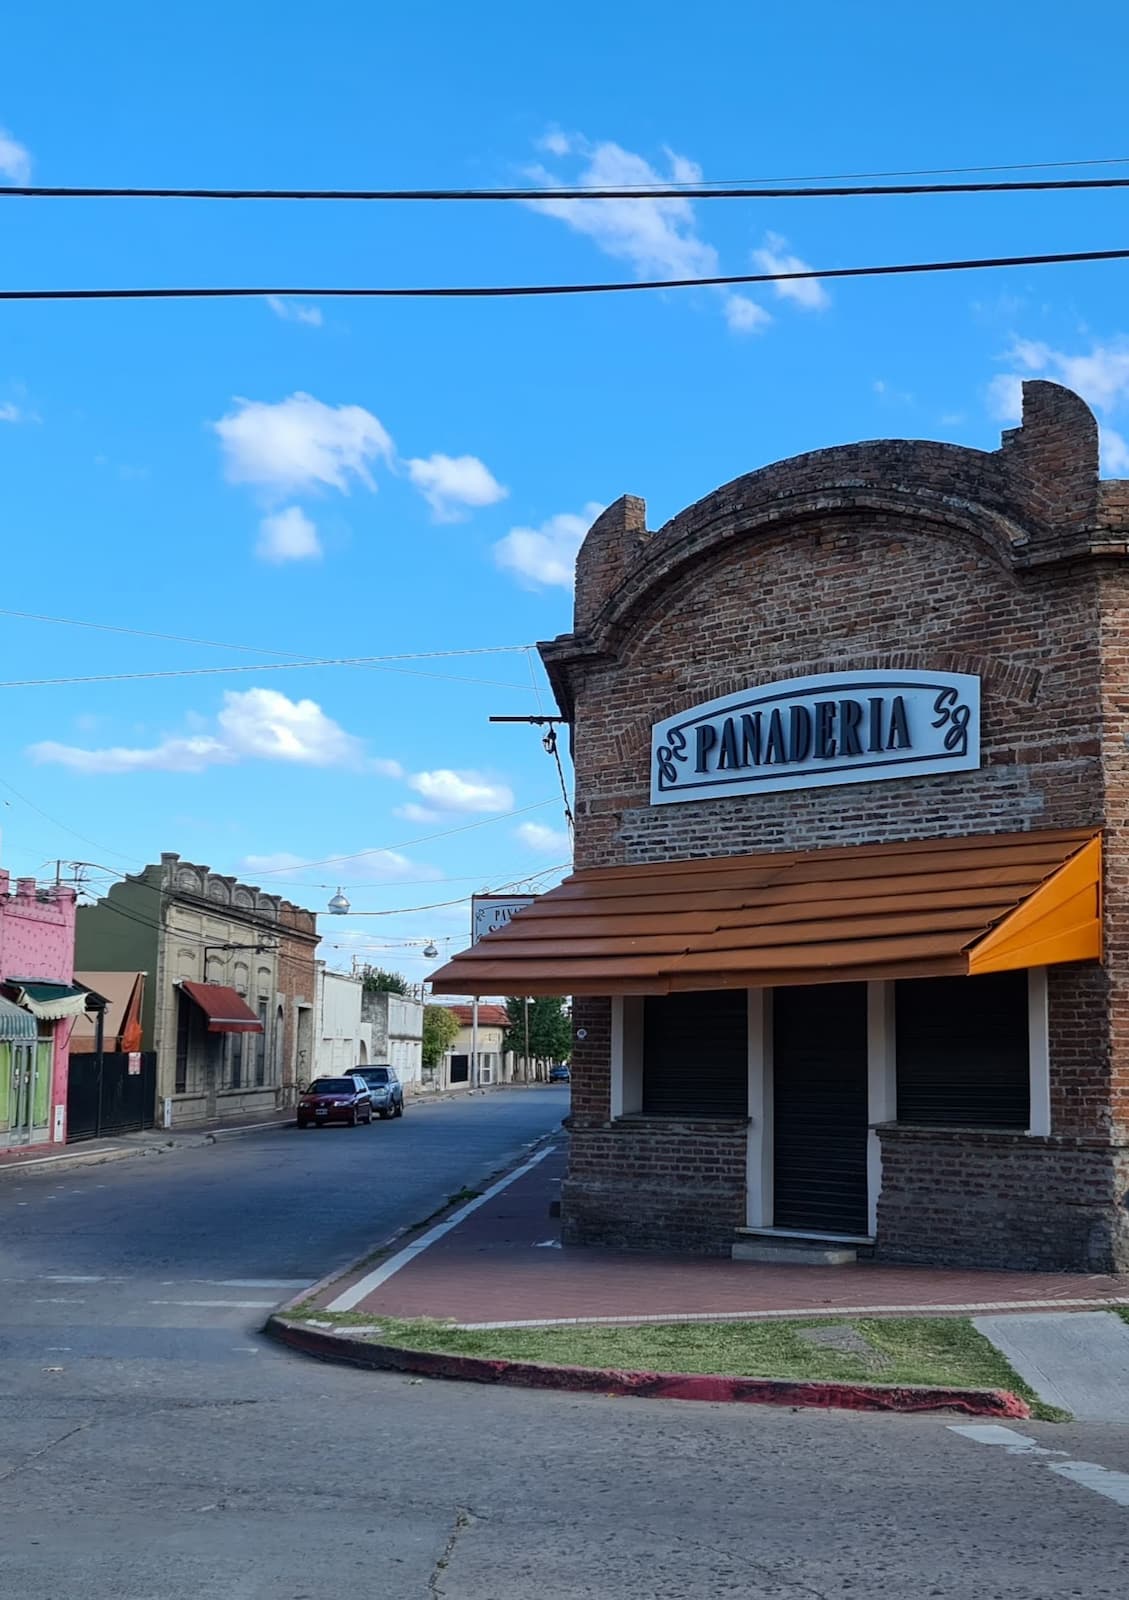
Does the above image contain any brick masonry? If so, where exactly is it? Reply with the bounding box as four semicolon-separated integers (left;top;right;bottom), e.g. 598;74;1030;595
543;380;1129;1272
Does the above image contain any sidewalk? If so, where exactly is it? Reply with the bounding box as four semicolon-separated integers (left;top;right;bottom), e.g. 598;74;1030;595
0;1107;295;1177
305;1138;1129;1328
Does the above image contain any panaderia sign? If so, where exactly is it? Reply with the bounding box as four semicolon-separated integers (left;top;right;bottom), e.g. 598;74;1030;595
650;670;980;805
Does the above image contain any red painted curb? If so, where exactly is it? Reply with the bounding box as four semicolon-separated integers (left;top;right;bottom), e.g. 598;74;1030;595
266;1316;1031;1418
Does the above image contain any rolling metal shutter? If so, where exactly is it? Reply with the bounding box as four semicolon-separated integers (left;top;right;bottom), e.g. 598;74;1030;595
642;990;748;1117
895;971;1029;1128
773;984;869;1235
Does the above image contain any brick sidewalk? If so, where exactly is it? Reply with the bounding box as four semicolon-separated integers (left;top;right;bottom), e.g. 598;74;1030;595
315;1138;1129;1327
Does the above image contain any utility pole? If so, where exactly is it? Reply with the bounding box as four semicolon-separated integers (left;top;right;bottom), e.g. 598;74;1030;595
471;996;479;1090
523;996;531;1084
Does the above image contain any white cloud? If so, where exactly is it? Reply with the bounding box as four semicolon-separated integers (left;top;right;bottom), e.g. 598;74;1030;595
493;501;604;590
986;371;1024;423
515;821;571;855
0;400;38;424
527;139;717;280
370;756;405;779
993;337;1129;415
256;505;322;564
750;232;830;310
408;769;514;813
536;128;572;156
28;687;364;775
266;296;324;327
1101;426;1129;476
406;453;509;522
29;735;231;776
723;293;772;335
241;847;441;884
213;392;394;497
0;126;30;185
395;802;442;825
526;136;776;335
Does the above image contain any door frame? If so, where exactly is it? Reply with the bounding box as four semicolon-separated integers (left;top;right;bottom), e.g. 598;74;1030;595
746;980;894;1239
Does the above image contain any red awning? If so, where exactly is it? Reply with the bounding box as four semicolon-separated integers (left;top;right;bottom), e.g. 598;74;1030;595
180;981;263;1034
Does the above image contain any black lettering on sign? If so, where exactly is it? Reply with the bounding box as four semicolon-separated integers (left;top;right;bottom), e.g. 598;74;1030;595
695;725;717;773
814;701;837;759
868;697;885;753
717;717;740;769
764;708;788;764
886;695;911;750
741;712;762;766
838;699;864;757
788;705;813;763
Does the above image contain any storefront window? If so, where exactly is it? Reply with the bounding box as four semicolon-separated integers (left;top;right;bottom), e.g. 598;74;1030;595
895;971;1029;1129
641;990;747;1117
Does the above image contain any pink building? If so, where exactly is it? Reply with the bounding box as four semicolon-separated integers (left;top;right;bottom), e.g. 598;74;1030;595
0;871;83;1154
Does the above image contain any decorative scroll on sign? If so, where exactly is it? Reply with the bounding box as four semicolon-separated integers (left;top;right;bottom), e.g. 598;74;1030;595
650;670;980;805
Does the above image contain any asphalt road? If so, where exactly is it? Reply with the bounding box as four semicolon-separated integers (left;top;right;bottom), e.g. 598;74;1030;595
2;1086;1129;1599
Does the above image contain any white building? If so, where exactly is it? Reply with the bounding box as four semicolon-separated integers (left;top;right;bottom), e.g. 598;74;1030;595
313;968;371;1082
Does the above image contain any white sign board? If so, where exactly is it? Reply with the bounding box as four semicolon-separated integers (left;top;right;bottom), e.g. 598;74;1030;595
471;895;535;944
651;670;980;805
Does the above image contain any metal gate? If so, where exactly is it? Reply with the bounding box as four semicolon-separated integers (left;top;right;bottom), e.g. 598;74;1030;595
66;1052;157;1143
772;984;869;1236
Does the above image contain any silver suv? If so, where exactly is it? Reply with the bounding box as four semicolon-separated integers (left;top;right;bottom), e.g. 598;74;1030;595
352;1064;404;1119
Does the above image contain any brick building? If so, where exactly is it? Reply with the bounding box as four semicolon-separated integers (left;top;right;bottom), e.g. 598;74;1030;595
431;380;1129;1275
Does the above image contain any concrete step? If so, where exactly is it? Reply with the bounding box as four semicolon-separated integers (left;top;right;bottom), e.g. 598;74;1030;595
731;1237;858;1266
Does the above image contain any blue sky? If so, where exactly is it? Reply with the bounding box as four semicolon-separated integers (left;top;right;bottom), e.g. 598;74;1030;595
3;1;1129;984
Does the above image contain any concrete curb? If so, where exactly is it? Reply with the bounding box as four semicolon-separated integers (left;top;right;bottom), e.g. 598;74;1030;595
265;1316;1031;1418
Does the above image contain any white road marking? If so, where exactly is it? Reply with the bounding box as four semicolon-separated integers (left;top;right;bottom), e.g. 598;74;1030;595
1049;1461;1129;1507
950;1424;1129;1509
34;1298;85;1304
327;1144;555;1312
43;1275;109;1283
151;1299;278;1309
948;1424;1063;1456
205;1278;310;1289
534;1239;562;1249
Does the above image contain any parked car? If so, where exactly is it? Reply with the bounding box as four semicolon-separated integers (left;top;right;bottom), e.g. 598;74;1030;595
548;1063;571;1083
351;1064;405;1119
296;1074;373;1128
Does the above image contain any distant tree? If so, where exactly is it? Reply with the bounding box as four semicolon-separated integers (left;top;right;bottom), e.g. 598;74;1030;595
362;967;409;995
422;1005;460;1068
503;996;572;1064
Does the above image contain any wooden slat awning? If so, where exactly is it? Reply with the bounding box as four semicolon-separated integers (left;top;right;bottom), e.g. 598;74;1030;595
428;828;1102;996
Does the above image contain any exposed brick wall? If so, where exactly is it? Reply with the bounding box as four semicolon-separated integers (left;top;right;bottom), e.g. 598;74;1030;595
876;1128;1129;1273
563;1119;747;1255
540;380;1129;1267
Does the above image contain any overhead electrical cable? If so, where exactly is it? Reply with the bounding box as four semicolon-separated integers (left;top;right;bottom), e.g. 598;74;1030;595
9;172;1129;201
5;245;1129;305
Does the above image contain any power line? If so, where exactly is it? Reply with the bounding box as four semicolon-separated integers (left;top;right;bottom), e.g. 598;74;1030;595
247;798;560;876
10;174;1129;202
0;653;539;690
5;245;1129;304
0;609;534;664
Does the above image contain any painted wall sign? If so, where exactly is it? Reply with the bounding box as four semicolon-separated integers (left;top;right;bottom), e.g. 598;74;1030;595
471;895;536;944
651;670;980;804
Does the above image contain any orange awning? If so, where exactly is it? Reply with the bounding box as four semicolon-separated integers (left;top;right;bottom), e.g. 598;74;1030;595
428;829;1102;996
70;971;146;1053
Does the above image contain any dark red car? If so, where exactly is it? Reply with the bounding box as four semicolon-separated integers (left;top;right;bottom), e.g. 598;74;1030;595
297;1074;374;1128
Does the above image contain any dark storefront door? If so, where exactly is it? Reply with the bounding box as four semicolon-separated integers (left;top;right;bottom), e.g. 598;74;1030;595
772;984;869;1236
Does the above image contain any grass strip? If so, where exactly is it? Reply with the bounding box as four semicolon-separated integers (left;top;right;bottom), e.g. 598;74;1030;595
287;1308;1065;1419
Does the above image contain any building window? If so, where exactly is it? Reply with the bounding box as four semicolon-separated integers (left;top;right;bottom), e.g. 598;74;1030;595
895;971;1030;1129
641;990;747;1117
256;1001;268;1086
229;1030;243;1090
175;992;190;1094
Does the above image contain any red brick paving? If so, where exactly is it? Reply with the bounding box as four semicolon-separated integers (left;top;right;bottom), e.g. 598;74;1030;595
327;1140;1129;1326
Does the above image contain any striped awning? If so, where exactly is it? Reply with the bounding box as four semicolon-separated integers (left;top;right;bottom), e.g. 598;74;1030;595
3;981;94;1022
428;828;1102;996
0;995;37;1041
